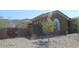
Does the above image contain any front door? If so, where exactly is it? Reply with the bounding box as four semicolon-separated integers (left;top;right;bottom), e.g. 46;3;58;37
54;18;61;35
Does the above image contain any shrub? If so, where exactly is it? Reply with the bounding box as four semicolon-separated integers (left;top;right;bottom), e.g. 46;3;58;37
42;18;55;33
73;19;79;32
16;22;28;29
0;19;10;28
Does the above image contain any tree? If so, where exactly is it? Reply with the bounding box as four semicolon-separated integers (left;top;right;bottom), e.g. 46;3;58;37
42;17;55;45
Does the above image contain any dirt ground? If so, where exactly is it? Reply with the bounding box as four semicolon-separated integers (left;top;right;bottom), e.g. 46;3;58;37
49;33;79;48
0;33;79;48
0;38;38;48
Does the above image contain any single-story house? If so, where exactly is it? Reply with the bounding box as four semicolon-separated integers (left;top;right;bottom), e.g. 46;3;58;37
30;10;77;37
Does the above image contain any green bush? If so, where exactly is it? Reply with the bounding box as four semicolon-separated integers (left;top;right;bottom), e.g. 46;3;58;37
0;19;10;28
42;18;55;33
73;19;79;32
16;22;28;29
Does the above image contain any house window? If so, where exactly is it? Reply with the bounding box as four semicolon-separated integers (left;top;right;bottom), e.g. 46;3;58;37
54;18;61;31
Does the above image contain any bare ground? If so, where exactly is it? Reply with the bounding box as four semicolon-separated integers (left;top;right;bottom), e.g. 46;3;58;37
49;33;79;48
0;33;79;48
0;38;38;48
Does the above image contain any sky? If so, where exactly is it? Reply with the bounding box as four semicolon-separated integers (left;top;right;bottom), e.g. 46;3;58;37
0;10;79;20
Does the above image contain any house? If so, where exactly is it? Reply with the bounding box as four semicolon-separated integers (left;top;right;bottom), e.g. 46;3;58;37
31;10;76;37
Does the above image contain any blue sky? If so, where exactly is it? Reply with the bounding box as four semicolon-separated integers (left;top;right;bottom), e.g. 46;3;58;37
0;10;79;20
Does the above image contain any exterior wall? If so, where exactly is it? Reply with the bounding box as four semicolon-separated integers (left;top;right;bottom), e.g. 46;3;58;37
51;12;69;35
0;29;8;39
0;28;32;39
32;11;70;36
17;29;30;37
7;28;31;38
7;28;17;38
0;28;18;39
